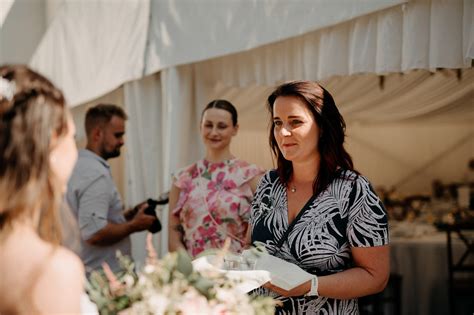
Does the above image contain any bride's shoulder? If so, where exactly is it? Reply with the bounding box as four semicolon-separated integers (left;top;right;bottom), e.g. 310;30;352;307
47;246;84;276
0;234;84;314
37;245;84;288
33;246;84;313
1;228;83;280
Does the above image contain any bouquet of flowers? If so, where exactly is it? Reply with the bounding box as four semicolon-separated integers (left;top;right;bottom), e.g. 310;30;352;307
86;235;275;315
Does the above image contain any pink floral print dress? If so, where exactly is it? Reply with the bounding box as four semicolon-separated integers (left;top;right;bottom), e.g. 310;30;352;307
172;158;264;257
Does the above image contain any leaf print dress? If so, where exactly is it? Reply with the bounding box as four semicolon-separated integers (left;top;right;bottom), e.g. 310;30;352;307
172;158;264;257
250;170;389;315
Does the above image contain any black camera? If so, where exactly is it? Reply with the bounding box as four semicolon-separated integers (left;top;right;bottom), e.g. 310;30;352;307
143;192;169;234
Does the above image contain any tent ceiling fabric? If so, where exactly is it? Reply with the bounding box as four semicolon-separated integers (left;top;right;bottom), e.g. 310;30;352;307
326;69;474;123
198;0;473;88
0;0;15;28
209;68;474;131
29;0;473;108
144;0;405;74
29;0;150;107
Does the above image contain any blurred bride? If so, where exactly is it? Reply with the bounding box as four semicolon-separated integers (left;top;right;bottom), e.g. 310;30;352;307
0;65;95;314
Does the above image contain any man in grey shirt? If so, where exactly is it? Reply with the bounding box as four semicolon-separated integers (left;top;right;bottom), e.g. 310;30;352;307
67;104;155;275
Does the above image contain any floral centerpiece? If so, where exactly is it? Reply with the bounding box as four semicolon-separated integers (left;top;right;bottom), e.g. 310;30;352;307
87;235;275;315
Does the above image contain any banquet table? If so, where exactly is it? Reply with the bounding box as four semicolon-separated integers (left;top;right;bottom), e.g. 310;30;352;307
390;225;469;315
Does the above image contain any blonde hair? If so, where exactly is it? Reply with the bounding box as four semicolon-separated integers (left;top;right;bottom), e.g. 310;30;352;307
0;65;68;244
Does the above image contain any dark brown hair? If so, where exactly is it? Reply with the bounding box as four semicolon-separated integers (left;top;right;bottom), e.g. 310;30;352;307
85;103;127;136
0;64;68;244
267;80;356;196
201;99;238;126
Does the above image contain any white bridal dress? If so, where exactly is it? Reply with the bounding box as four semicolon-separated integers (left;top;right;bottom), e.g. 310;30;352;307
81;293;99;315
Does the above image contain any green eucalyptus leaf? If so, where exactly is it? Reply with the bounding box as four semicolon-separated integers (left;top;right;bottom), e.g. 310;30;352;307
176;249;193;276
193;277;214;299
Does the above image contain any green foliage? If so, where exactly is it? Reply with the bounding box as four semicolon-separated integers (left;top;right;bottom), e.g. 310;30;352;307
87;248;275;315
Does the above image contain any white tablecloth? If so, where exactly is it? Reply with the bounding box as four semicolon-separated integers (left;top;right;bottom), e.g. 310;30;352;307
390;229;462;315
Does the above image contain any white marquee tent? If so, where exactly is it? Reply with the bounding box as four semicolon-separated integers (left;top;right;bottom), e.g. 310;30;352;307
5;0;473;260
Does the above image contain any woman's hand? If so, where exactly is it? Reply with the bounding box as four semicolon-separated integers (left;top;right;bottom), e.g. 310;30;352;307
263;280;311;297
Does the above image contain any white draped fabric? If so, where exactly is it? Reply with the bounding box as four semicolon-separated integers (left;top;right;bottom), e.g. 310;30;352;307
123;68;202;257
198;0;473;86
0;0;15;28
144;0;405;74
29;0;473;107
123;75;168;262
30;0;150;106
201;69;474;128
28;0;405;106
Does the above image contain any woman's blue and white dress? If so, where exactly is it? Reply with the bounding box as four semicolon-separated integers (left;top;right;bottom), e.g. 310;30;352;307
250;170;389;315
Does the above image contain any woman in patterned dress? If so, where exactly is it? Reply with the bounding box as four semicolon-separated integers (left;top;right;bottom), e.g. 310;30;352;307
250;81;390;314
168;100;264;257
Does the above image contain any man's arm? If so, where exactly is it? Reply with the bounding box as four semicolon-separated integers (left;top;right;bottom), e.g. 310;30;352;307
75;174;154;246
87;205;155;246
123;200;148;221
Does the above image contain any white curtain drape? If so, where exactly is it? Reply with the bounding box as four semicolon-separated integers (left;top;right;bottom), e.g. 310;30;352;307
144;0;405;74
29;0;474;107
205;69;474;129
327;70;474;123
123;66;206;257
123;74;167;262
0;0;15;28
198;0;473;87
27;0;406;107
30;0;150;106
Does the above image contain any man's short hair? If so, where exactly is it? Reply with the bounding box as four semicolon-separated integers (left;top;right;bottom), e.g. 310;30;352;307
85;104;128;136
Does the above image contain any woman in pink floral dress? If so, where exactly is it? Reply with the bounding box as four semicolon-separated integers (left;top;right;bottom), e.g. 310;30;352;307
168;100;264;257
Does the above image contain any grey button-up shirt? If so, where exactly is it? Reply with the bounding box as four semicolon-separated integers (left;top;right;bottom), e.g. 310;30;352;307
66;149;131;274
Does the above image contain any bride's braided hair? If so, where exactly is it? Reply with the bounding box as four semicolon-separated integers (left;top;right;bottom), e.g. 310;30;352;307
0;65;68;244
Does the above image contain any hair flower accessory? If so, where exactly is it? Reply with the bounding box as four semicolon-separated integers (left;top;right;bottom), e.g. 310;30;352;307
0;77;16;101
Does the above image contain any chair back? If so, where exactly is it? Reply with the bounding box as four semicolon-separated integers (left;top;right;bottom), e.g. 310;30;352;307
445;219;474;314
